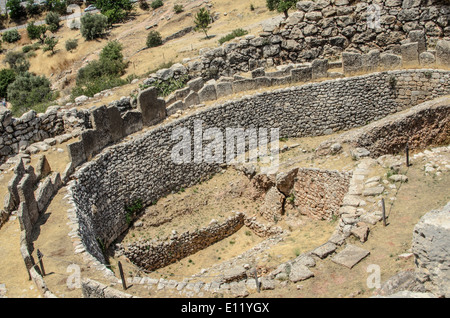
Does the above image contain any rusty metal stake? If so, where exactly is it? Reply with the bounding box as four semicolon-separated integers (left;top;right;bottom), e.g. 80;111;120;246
118;261;127;291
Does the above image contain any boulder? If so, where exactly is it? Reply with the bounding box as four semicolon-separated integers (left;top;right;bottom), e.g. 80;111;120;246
412;202;450;297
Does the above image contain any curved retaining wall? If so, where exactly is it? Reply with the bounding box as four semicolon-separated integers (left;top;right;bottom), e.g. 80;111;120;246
68;69;450;264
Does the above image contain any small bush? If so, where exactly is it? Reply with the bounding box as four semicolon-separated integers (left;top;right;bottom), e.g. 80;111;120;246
151;0;164;9
250;4;255;11
2;29;21;43
100;40;123;62
146;30;163;48
218;28;248;45
174;4;183;13
65;39;78;52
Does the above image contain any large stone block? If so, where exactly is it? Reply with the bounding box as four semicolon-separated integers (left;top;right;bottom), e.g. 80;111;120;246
107;105;125;143
311;59;329;79
198;84;217;103
342;52;363;74
380;53;402;69
187;77;204;92
412;202;450;298
215;82;233;99
17;174;39;225
183;91;200;108
291;65;312;82
362;49;381;72
401;42;419;66
137;87;167;126
122;111;143;136
436;40;450;67
67;140;86;168
408;30;426;54
80;129;98;161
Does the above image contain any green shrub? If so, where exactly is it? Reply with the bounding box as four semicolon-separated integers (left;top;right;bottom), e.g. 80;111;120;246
3;51;30;74
65;38;78;52
100;40;124;62
146;30;163;48
218;28;248;45
73;40;129;97
80;13;108;40
7;72;55;114
0;68;16;99
2;29;21;43
27;22;47;42
151;0;164;9
152;75;189;97
43;36;58;55
173;4;183;13
72;76;127;98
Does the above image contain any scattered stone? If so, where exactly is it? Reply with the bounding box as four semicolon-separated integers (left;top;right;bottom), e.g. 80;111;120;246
289;263;314;283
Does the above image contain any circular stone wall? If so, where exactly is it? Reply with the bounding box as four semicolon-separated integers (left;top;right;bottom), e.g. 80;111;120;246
68;69;450;264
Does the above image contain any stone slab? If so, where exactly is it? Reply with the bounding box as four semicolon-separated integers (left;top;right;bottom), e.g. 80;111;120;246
331;244;370;269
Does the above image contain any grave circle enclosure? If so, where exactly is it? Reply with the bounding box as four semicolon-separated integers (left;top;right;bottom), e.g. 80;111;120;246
68;69;450;268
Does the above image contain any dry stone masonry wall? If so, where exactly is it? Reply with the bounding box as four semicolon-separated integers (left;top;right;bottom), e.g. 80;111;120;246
162;0;450;81
68;69;450;265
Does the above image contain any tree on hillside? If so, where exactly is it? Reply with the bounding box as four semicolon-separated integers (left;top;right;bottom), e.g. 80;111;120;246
194;8;212;39
45;11;61;32
27;22;47;43
266;0;296;18
6;0;27;20
43;37;58;55
80;13;108;40
95;0;133;24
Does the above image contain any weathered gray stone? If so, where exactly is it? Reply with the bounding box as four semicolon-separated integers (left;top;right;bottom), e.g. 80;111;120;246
276;168;298;196
342;51;363;74
436;40;450;67
122;111;143;136
412;202;450;298
311;59;328;79
215;82;233;99
380;53;402;69
291;65;312;82
36;155;51;181
401;42;419;65
418;52;435;66
331;244;370;268
198;84;217;103
408;30;426;53
183;91;200;108
289;263;314;282
312;242;337;259
137;87;167;126
67;140;86;168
